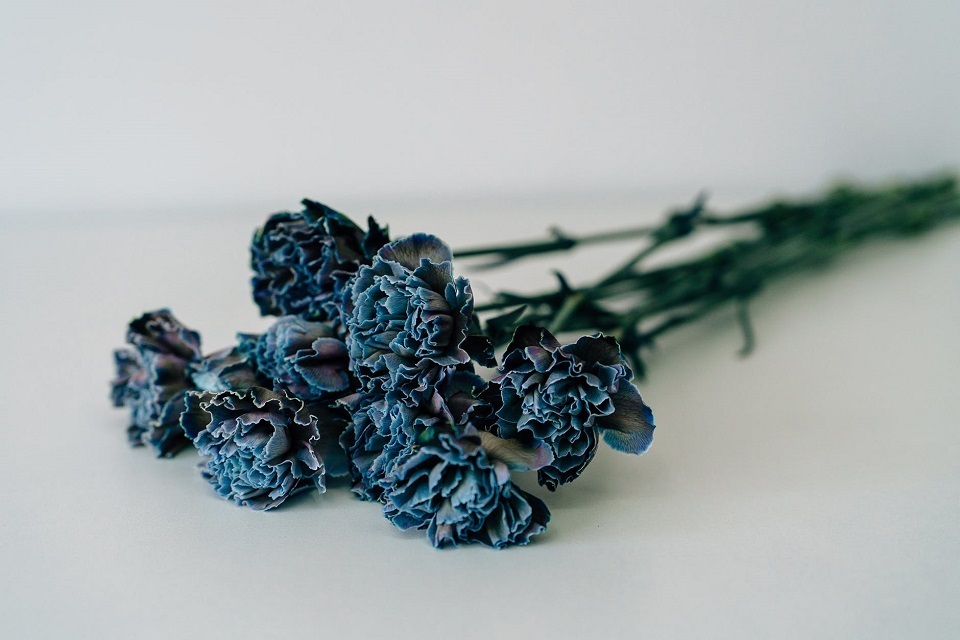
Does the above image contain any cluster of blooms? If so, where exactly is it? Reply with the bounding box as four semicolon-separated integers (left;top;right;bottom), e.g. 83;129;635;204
111;201;656;549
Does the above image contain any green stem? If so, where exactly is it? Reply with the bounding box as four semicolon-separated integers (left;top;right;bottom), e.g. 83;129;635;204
594;238;666;288
467;175;960;375
548;293;585;333
454;223;658;264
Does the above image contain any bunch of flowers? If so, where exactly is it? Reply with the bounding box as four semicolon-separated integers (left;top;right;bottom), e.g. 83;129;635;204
111;199;656;549
112;176;956;548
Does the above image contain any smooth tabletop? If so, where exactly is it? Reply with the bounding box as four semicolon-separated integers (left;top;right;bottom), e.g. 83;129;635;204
1;195;958;639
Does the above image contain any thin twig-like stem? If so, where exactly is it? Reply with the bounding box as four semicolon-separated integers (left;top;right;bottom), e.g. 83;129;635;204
464;175;960;375
454;224;658;261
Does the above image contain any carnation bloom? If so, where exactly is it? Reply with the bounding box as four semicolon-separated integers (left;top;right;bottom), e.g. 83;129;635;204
380;427;550;549
110;309;202;456
342;234;473;402
250;200;389;321
338;377;550;549
339;373;552;549
243;316;352;400
494;324;656;490
181;387;335;510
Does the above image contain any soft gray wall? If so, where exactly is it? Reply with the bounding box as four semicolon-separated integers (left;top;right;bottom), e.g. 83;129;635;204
2;0;958;217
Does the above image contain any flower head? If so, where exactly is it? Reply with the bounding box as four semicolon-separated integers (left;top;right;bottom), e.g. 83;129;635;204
243;316;352;401
338;389;450;502
343;234;473;403
381;427;550;549
181;387;335;510
339;374;551;549
250;201;389;321
110;309;202;456
494;325;656;490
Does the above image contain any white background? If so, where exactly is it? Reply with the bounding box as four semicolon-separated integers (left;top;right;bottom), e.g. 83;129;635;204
1;1;958;218
1;2;959;639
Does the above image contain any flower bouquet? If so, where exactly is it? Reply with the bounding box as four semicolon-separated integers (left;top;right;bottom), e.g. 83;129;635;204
111;175;959;548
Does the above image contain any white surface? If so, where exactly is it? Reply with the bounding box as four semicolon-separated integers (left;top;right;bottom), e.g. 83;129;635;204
1;1;959;217
1;196;958;639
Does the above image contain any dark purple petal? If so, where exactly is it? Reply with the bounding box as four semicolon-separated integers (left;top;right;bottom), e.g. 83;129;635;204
504;323;561;355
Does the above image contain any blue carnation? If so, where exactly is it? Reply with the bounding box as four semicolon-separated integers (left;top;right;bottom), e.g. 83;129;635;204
110;309;202;456
380;427;550;549
181;387;336;510
338;390;450;502
494;325;656;491
250;201;389;321
243;316;352;401
342;234;473;403
339;379;551;549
